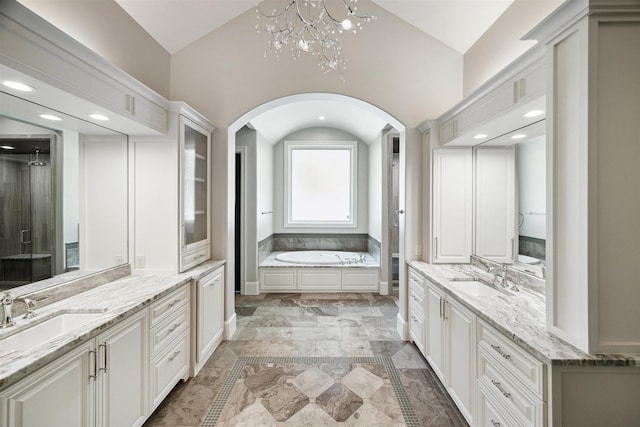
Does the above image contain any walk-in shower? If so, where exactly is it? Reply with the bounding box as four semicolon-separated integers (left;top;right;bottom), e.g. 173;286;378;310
0;139;55;291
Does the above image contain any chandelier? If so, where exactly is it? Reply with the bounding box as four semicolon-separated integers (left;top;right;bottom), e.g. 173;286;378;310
256;0;377;75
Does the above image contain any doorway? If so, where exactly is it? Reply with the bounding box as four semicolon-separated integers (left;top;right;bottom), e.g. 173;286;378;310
388;135;400;293
234;151;242;293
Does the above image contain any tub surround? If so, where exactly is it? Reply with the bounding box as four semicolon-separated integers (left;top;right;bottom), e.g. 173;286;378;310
408;260;640;366
0;260;224;390
367;236;381;263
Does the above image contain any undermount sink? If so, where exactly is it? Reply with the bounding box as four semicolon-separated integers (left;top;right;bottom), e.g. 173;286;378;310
0;311;105;352
450;281;503;297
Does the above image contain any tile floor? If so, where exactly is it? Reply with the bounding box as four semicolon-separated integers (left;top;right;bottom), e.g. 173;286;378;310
143;293;468;427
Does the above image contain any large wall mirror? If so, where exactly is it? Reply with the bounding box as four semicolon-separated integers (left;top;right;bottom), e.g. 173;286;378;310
0;86;128;293
473;119;546;278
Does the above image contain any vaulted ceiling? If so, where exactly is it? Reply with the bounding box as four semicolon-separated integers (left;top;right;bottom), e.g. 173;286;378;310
114;0;514;55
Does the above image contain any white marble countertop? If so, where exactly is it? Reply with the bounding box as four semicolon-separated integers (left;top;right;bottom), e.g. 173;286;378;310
0;260;225;390
408;261;640;367
260;251;380;268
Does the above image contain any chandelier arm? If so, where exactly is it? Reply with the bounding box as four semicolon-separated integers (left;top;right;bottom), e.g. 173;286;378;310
294;0;318;28
258;0;296;19
321;0;343;25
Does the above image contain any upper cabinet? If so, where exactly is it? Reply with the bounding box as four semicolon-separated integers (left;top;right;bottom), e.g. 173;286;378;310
179;116;212;272
431;149;473;264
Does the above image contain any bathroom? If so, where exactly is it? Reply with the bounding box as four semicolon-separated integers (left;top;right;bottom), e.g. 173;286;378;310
1;1;640;426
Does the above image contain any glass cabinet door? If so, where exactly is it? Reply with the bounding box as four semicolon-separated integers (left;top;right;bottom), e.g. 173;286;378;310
180;116;211;271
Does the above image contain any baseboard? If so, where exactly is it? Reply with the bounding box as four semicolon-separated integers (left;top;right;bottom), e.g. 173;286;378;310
245;281;260;295
379;280;389;295
224;312;237;339
397;313;409;341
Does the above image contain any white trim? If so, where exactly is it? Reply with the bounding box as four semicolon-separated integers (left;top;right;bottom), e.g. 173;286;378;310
224;312;237;340
379;280;390;296
284;140;357;228
396;313;409;340
244;281;260;296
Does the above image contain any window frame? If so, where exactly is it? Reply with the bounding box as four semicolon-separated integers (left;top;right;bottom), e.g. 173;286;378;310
284;140;358;228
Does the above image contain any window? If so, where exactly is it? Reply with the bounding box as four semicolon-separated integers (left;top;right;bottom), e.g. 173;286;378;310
285;141;357;227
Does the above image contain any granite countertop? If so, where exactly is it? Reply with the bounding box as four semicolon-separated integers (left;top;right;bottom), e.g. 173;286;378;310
0;260;225;390
407;260;640;367
260;251;380;268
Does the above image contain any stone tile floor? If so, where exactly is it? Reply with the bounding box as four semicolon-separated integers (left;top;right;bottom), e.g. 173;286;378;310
143;293;468;427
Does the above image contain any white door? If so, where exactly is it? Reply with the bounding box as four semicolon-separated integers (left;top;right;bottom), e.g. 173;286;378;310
432;149;473;263
97;310;149;427
474;147;516;263
445;298;476;425
425;282;445;381
197;267;224;366
0;342;95;427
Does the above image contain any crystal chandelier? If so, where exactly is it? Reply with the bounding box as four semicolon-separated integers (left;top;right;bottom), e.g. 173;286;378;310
256;0;377;75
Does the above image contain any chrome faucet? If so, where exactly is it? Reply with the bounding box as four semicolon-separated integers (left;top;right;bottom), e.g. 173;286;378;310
1;293;15;328
18;298;37;319
488;265;518;291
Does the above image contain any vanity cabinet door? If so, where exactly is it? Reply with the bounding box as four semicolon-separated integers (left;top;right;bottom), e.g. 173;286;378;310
445;298;476;425
97;310;149;427
432;149;473;263
425;282;446;382
193;266;224;375
0;341;96;427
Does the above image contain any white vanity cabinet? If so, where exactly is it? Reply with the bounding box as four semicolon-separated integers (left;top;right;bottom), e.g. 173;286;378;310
422;273;476;425
0;310;149;427
408;269;425;353
431;149;473;263
476;320;546;427
191;266;224;376
149;285;190;410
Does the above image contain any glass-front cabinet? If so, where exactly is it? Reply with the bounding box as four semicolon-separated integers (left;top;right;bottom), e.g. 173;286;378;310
179;116;211;271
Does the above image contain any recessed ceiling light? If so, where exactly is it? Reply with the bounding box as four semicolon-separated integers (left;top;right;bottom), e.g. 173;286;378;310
89;113;109;121
2;80;35;92
318;115;326;120
524;110;544;118
39;114;62;121
0;145;16;150
473;134;488;139
512;134;527;140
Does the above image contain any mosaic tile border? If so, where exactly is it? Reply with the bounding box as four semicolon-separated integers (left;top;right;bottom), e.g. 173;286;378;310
201;356;420;427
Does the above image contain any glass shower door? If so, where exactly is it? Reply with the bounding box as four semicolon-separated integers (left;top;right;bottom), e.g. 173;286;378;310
0;143;53;290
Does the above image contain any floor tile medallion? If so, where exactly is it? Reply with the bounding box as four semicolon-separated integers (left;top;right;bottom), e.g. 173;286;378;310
201;356;419;427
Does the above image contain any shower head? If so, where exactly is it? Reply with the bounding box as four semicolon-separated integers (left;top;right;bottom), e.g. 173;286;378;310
28;149;47;166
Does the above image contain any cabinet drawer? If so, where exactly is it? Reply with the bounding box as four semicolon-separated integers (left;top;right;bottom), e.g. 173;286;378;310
478;320;546;399
408;269;425;304
479;347;545;427
151;286;190;326
151;302;190;356
477;377;523;427
151;332;189;409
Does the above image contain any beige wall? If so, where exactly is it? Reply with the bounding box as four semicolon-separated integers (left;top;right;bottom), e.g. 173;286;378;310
170;0;463;128
463;0;564;97
17;0;171;98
